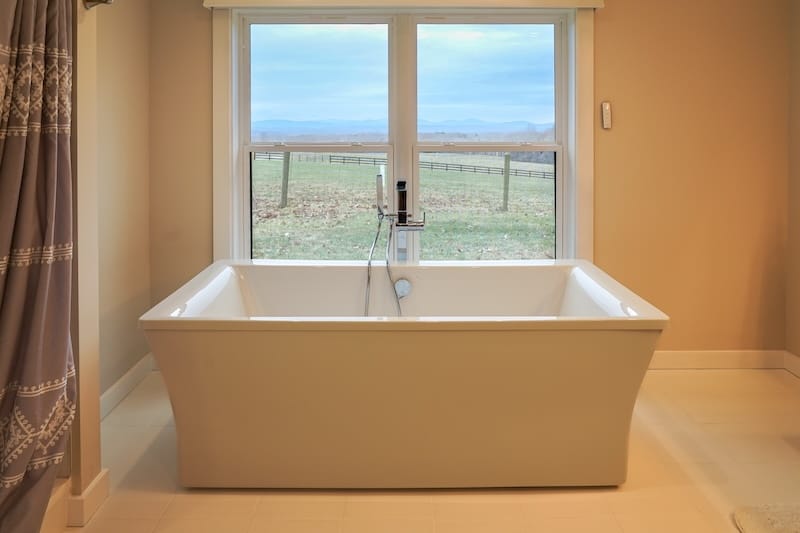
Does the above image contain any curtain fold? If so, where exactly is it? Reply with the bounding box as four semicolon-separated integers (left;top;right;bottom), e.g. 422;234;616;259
0;1;76;531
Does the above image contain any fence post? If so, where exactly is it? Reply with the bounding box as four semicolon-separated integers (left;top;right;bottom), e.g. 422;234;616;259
280;152;290;208
502;152;511;211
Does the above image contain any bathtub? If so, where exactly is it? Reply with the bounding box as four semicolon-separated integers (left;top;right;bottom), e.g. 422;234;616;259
140;259;667;489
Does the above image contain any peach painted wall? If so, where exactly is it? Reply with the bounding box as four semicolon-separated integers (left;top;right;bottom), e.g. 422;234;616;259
594;0;790;350
145;0;792;351
97;0;152;392
149;0;213;303
789;2;800;355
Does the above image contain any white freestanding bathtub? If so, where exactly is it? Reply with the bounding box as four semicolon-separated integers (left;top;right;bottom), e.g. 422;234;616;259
140;259;667;489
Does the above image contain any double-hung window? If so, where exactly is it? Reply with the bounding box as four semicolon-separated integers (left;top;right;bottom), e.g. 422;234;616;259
219;7;593;261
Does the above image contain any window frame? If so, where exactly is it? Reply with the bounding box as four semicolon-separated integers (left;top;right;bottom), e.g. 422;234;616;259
212;7;595;262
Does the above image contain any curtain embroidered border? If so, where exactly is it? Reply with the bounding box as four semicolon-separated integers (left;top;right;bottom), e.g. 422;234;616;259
0;43;72;140
0;391;76;488
0;244;73;276
0;367;76;404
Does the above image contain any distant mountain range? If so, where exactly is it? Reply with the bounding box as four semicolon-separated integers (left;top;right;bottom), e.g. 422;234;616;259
251;118;554;138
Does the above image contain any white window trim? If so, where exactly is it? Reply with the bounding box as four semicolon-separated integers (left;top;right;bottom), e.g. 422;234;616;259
572;7;594;260
205;0;604;8
212;8;239;260
212;7;595;261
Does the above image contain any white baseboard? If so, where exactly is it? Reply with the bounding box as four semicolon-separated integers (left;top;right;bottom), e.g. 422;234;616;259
100;353;154;420
785;351;800;378
67;468;109;527
650;350;787;370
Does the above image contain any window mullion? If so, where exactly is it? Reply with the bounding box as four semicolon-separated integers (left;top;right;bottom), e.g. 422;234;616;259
390;15;419;262
390;15;417;194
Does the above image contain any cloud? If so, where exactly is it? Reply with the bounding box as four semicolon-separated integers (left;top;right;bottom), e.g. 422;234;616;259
251;23;388;121
418;24;555;123
250;22;555;124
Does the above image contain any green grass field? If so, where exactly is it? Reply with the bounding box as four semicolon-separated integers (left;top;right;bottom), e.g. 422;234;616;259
251;153;555;260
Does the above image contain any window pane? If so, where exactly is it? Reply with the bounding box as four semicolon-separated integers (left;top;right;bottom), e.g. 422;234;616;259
418;152;555;260
250;24;388;142
251;152;389;259
417;24;555;142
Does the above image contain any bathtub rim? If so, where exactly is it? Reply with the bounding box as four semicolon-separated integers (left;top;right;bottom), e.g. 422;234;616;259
140;316;666;331
140;259;668;332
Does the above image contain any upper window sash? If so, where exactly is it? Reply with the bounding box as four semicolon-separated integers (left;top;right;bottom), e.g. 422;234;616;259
242;15;393;148
413;14;564;147
241;12;567;148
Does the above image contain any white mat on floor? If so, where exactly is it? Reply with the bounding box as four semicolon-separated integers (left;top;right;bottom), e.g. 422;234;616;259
733;505;800;533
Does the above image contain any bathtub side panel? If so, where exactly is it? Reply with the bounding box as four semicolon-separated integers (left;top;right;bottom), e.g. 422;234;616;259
145;326;658;489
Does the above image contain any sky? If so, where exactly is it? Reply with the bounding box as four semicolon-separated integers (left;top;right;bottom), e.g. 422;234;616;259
249;23;555;128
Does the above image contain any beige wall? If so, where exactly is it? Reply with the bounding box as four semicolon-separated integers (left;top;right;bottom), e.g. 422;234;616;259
144;0;791;351
149;0;213;303
97;0;152;392
789;2;800;355
595;0;790;350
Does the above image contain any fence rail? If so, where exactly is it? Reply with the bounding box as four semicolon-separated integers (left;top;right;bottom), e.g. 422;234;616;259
328;155;388;167
254;152;554;180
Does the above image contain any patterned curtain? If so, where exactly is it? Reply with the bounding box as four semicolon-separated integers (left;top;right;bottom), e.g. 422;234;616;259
0;1;76;531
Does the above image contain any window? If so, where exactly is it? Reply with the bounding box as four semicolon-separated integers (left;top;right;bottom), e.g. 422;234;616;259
249;23;389;144
415;22;559;260
247;22;391;259
218;8;594;261
418;151;556;260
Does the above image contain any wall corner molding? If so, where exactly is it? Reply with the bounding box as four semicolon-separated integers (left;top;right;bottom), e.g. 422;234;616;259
785;351;800;378
67;468;109;527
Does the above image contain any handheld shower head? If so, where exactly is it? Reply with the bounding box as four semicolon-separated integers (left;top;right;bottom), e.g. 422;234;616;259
376;173;385;216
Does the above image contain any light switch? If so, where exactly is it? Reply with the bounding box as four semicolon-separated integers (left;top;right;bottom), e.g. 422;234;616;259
601;101;612;129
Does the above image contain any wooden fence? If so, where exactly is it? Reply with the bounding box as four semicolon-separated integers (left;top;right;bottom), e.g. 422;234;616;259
253;152;555;180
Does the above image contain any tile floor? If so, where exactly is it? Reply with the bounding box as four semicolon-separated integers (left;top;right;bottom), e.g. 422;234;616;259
65;369;800;533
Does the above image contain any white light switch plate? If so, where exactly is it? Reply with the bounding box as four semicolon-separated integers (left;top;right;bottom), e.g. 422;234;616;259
601;101;612;129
